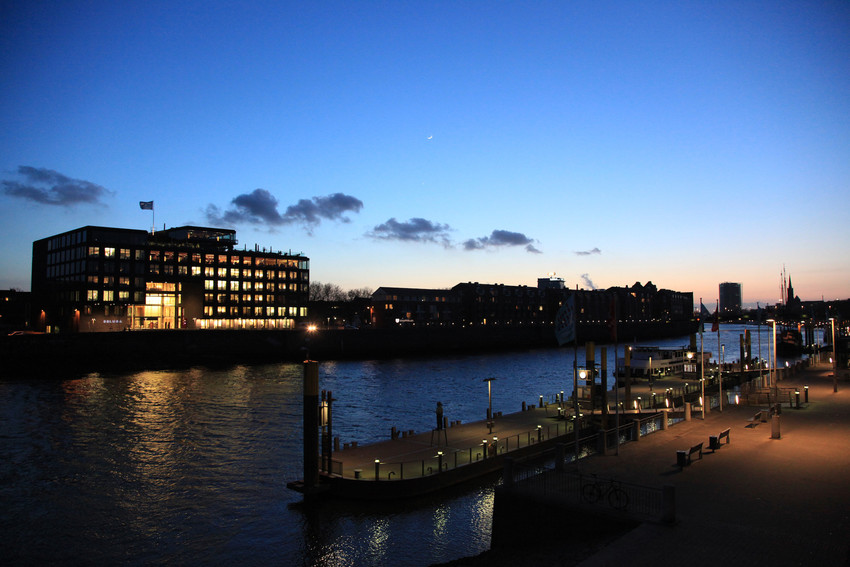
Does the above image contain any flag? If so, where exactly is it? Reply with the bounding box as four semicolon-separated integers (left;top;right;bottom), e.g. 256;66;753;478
607;297;618;343
711;306;719;332
555;295;576;346
139;201;154;210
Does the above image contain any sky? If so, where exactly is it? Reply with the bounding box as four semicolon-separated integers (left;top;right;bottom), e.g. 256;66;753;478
2;1;849;307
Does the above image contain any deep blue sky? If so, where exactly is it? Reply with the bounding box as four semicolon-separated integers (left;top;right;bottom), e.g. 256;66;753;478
2;1;848;305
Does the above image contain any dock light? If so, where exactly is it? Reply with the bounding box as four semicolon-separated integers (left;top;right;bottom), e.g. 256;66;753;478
665;398;670;408
493;437;498;455
482;440;488;459
437;451;443;472
804;385;809;403
537;425;542;442
579;369;587;380
374;459;380;480
735;394;740;405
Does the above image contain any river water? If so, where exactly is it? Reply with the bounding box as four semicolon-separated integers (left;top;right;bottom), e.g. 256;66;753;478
0;324;816;566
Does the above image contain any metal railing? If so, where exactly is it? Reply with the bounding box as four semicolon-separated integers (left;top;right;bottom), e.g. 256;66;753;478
509;463;667;521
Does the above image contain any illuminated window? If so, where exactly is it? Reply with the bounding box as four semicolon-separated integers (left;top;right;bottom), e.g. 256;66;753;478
163;265;174;275
119;291;130;301
256;282;264;291
149;251;160;261
120;249;131;260
148;265;160;275
104;247;115;257
254;294;263;303
230;294;239;302
192;254;201;263
178;252;187;263
243;294;252;302
266;294;274;303
217;255;227;264
231;256;240;264
229;281;239;291
87;275;99;284
267;283;275;291
217;268;227;278
164;251;174;262
277;307;286;316
135;250;144;260
266;306;275;316
178;266;187;275
242;257;252;265
191;266;201;276
230;268;240;278
254;307;263;316
87;289;99;301
88;246;99;257
217;280;227;290
243;281;252;291
205;280;214;290
204;267;214;276
205;254;215;264
120;277;129;286
255;270;263;279
242;269;251;278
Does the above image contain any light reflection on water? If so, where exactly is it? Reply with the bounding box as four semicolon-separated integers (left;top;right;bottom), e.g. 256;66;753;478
0;325;812;566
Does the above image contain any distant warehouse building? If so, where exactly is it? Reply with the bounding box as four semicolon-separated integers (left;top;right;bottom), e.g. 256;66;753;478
31;225;309;332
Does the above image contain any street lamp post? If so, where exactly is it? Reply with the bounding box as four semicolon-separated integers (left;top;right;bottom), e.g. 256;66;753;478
484;378;496;433
830;318;837;393
767;319;776;388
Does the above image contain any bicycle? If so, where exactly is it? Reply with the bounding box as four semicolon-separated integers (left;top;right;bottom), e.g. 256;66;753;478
580;473;629;510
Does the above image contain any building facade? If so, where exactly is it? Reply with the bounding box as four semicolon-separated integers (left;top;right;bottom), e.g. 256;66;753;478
370;279;694;330
32;226;309;332
719;282;743;316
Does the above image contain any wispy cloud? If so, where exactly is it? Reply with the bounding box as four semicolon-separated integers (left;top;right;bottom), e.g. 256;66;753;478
206;189;363;233
367;217;452;245
580;273;598;290
575;247;601;256
463;230;541;254
2;166;114;207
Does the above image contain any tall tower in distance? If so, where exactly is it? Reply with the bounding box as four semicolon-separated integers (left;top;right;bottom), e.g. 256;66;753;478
719;282;742;316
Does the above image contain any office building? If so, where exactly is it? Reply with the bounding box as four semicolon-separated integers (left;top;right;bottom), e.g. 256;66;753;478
719;282;742;316
32;225;309;332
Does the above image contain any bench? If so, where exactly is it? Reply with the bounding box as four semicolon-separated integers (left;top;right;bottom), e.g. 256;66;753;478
746;411;766;427
709;428;731;451
676;442;704;469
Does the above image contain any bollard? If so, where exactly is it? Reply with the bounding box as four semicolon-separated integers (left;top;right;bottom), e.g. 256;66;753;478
771;415;781;439
661;411;668;430
804;386;809;403
374;459;380;480
685;402;692;422
795;390;800;409
437;451;443;473
539;395;544;408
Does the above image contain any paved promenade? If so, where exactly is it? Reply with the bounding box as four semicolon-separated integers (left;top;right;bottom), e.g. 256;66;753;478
575;362;849;566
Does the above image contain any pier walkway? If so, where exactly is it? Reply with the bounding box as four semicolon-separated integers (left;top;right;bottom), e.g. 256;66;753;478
569;362;850;566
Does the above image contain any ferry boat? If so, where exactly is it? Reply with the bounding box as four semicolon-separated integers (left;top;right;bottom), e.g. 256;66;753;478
617;346;710;379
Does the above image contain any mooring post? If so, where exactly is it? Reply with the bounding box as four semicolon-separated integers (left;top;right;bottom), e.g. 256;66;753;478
303;360;320;491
